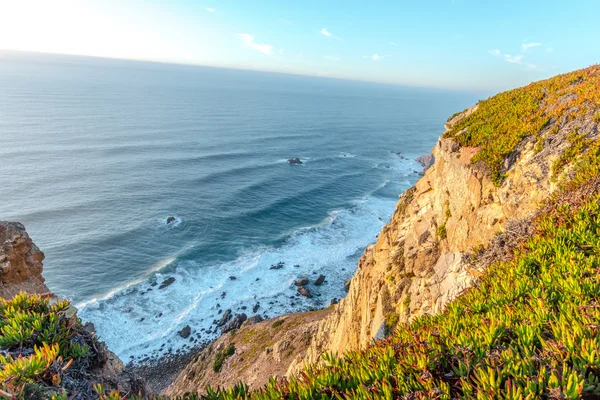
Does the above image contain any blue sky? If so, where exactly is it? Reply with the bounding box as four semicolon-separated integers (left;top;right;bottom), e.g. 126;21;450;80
1;0;599;91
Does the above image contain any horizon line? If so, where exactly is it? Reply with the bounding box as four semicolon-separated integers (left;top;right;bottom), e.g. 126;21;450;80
0;48;487;94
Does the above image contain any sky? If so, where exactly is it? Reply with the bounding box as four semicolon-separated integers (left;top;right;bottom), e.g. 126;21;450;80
0;0;599;91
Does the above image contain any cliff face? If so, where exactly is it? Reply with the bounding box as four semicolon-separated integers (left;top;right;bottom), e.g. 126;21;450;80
0;221;49;299
288;103;592;373
168;66;600;394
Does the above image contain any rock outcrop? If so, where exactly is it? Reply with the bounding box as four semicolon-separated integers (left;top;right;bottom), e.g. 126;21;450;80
0;221;49;299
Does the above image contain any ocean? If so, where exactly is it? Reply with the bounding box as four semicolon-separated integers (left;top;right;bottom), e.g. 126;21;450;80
0;51;478;361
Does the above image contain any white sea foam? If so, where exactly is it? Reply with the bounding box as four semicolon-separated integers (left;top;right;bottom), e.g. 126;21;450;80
78;186;407;362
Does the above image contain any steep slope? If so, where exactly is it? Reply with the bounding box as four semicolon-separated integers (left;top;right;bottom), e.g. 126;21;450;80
168;65;600;396
0;221;49;299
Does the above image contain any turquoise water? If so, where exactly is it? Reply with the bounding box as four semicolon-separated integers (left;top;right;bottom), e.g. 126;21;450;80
0;51;478;361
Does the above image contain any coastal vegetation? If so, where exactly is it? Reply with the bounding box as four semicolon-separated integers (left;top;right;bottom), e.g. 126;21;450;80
444;65;600;185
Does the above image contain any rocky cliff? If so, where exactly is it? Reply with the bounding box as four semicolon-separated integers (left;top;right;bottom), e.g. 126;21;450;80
0;221;50;299
168;65;600;395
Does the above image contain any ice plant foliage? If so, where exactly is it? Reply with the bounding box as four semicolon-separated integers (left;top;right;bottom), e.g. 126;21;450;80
444;65;600;185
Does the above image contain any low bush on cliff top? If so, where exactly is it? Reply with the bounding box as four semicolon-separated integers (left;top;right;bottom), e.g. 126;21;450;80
444;65;600;185
0;293;109;399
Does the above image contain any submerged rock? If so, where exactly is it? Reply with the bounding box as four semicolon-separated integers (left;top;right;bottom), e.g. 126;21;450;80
178;325;191;339
158;277;176;289
216;309;232;326
166;216;176;224
287;157;302;165
314;275;326;286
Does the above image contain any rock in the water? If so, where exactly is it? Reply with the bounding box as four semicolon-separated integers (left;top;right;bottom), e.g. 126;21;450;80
222;313;247;334
295;277;309;286
330;298;339;306
166;216;176;224
287;157;303;164
415;153;435;172
269;261;285;270
252;303;260;313
344;278;351;292
158;277;176;289
229;276;237;280
178;325;191;339
314;274;326;286
216;309;232;326
297;286;312;298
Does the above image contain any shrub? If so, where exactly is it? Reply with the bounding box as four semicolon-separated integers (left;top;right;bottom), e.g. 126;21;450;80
213;344;235;373
271;319;284;329
444;65;600;185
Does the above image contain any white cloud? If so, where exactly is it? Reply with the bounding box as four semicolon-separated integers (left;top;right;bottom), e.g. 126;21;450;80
321;28;332;37
363;54;385;61
504;54;524;63
488;49;501;56
504;54;536;69
521;42;542;52
206;7;215;12
238;34;273;56
388;41;398;46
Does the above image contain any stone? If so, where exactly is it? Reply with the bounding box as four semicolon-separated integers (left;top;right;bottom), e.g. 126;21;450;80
287;157;302;164
245;315;264;325
216;309;232;326
415;153;435;171
252;303;260;313
158;277;176;289
330;298;339;306
178;325;191;339
229;276;237;280
297;286;312;298
314;274;326;286
222;313;247;334
295;278;309;286
166;216;176;224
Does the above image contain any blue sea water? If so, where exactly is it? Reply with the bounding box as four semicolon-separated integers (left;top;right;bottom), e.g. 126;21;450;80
0;51;478;361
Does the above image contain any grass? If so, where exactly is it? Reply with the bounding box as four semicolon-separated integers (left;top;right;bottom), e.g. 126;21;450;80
444;65;600;185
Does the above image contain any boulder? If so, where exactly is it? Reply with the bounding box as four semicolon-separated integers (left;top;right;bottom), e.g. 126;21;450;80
216;309;232;326
178;325;191;339
294;278;309;286
252;303;260;313
244;315;264;326
415;154;435;171
297;286;312;298
314;274;326;286
166;216;176;224
158;277;176;289
287;157;303;165
222;313;247;334
330;298;339;306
